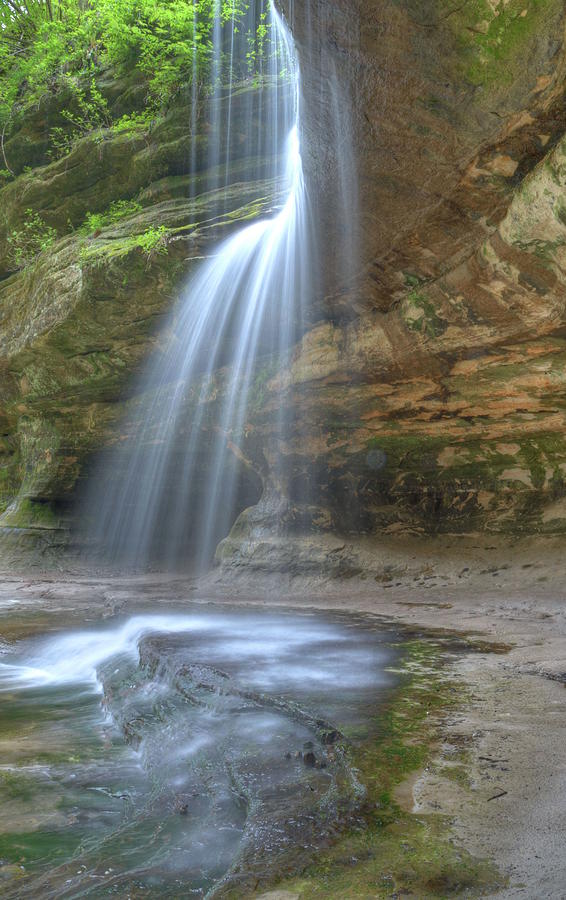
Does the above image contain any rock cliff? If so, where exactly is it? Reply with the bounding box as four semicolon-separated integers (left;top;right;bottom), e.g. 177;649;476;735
0;76;281;557
223;0;566;572
3;0;566;570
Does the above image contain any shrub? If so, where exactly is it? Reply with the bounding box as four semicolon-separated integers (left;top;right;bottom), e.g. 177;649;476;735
81;199;143;234
7;209;57;270
0;2;279;165
48;74;111;159
136;225;169;257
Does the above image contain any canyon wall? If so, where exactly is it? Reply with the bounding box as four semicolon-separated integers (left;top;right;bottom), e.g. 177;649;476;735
2;0;566;568
224;0;566;571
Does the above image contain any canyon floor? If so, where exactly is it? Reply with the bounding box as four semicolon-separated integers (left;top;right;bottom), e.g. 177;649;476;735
2;534;566;898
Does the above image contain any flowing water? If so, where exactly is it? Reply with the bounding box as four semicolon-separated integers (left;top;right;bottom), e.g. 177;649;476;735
87;1;312;571
0;603;398;897
2;7;384;895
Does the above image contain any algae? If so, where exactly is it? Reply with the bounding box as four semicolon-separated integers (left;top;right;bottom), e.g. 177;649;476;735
265;639;504;899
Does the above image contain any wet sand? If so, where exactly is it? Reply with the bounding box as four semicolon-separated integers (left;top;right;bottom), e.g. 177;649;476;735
1;543;566;898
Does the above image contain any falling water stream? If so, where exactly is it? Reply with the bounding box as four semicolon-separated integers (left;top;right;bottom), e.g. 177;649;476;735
0;5;397;897
88;1;311;571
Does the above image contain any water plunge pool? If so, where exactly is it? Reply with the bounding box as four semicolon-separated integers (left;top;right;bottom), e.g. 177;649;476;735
0;604;400;898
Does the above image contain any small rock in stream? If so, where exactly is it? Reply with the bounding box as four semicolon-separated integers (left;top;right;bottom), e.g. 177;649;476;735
321;729;341;745
174;797;189;815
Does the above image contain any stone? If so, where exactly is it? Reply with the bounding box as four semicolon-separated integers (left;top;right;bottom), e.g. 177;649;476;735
4;3;566;570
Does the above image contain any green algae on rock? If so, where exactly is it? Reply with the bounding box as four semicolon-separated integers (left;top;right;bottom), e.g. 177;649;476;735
264;639;505;900
3;0;566;566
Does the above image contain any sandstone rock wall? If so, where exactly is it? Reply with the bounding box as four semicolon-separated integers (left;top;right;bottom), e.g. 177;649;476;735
221;0;566;569
4;0;566;568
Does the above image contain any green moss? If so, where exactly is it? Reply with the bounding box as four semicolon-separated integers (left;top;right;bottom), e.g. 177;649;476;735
519;440;546;490
438;444;517;488
439;0;563;90
550;466;565;499
267;641;503;899
225;196;271;222
365;432;566;497
79;198;143;235
402;289;446;338
1;498;60;529
0;830;83;867
79;225;169;264
403;272;423;288
440;762;474;791
514;236;566;266
0;771;35;802
366;434;446;471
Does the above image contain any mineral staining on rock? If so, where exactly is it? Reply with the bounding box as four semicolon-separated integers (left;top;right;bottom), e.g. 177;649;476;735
222;0;566;565
3;1;566;565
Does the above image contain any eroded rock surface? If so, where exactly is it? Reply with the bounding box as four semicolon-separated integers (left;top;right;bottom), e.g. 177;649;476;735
225;0;566;568
3;1;566;567
0;81;283;552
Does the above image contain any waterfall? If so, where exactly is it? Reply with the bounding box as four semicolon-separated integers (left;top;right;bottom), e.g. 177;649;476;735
87;1;312;570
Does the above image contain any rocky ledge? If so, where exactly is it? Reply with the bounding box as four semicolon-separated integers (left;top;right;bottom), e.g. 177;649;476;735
4;1;566;570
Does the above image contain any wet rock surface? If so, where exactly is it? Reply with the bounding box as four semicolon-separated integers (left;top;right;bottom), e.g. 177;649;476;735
0;75;284;554
0;604;397;897
218;0;566;565
2;570;566;897
4;1;566;568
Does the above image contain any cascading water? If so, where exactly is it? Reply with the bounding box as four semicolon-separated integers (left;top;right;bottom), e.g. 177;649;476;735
0;604;397;897
87;1;312;570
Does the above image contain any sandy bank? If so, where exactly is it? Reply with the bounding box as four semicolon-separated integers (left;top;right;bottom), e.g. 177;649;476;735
1;544;566;897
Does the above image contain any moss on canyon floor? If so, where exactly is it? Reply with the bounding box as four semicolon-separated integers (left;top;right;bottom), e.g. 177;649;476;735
265;638;504;899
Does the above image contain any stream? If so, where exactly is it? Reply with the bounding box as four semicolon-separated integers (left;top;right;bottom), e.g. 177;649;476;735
0;603;398;898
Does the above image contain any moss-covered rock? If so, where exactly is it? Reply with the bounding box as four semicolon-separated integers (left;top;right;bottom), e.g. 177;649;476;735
4;0;566;566
0;76;282;541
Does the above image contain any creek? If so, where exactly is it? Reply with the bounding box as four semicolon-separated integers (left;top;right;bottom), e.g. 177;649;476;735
0;603;398;897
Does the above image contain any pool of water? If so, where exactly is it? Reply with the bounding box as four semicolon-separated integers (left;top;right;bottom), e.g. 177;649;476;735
0;604;398;897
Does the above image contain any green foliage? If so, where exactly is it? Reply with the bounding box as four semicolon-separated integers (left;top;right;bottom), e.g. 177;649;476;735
6;209;56;270
0;1;89;127
48;74;110;159
135;224;169;256
81;199;143;234
246;10;271;74
101;0;246;108
0;1;254;145
0;0;284;175
111;110;155;135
